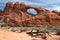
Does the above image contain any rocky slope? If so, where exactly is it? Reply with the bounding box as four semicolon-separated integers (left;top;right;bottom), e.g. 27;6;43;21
0;2;60;27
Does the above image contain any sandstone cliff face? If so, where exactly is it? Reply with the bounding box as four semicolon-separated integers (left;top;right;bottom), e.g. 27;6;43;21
0;2;60;27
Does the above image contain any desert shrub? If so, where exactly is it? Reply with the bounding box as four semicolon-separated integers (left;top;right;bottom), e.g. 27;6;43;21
46;26;58;32
0;24;11;30
10;27;28;32
55;29;60;35
11;28;16;32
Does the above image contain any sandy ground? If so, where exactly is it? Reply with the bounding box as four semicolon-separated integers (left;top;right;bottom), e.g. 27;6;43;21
0;29;60;40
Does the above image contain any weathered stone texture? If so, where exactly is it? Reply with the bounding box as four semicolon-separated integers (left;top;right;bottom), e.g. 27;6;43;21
0;2;60;27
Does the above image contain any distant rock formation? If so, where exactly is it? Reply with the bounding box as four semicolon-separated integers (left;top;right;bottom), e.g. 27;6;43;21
0;2;60;27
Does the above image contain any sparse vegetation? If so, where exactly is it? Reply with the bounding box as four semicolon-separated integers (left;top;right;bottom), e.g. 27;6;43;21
0;24;60;35
0;24;60;40
55;28;60;35
0;24;11;30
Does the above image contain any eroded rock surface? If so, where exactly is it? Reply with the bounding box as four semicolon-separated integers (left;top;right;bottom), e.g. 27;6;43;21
0;2;60;27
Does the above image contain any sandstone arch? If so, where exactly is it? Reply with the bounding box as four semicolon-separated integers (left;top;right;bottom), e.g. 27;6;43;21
0;2;60;27
25;5;45;15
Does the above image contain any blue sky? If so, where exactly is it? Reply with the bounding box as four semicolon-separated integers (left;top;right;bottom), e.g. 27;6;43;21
0;0;60;11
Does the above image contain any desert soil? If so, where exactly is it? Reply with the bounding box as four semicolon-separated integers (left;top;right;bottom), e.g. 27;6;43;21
0;29;60;40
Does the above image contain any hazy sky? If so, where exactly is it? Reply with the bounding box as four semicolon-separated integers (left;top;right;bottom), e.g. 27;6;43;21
0;0;60;11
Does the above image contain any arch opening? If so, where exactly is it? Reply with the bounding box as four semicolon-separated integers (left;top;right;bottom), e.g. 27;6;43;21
27;8;37;15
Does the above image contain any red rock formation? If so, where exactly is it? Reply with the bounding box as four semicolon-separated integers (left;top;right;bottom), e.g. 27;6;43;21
0;2;60;27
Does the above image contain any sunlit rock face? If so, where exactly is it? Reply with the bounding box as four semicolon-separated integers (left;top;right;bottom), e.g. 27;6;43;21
0;2;60;27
